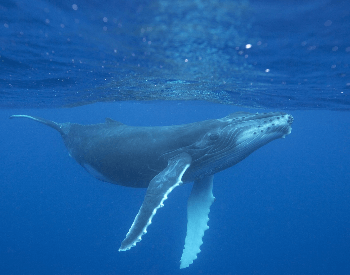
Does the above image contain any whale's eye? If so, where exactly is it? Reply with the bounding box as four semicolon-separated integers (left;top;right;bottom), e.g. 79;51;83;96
209;133;219;140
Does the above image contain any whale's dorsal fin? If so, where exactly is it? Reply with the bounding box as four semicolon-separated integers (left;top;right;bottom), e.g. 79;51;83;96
119;152;192;251
105;118;124;125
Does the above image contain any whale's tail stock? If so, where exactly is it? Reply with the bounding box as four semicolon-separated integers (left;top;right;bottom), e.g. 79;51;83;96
10;115;65;135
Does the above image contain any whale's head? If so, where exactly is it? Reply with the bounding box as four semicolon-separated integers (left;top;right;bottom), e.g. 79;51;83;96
187;112;293;179
221;111;294;149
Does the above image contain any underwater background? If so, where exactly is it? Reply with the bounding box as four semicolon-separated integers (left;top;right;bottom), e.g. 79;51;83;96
1;0;350;274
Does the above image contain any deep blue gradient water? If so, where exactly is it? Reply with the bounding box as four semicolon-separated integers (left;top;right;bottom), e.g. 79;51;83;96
2;103;350;274
1;0;350;274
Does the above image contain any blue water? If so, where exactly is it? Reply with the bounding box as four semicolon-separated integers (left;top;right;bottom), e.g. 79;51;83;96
1;0;350;274
1;0;349;109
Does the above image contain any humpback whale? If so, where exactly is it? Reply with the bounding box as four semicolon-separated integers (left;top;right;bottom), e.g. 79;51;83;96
10;111;293;268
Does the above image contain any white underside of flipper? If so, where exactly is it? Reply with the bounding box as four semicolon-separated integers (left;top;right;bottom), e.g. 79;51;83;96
180;175;215;269
119;152;192;251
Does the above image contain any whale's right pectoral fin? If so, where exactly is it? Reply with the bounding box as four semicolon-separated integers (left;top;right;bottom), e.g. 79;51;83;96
119;152;192;251
180;175;215;269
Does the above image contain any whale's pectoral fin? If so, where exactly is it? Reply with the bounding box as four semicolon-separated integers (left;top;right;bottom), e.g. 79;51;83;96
180;175;215;269
119;152;192;251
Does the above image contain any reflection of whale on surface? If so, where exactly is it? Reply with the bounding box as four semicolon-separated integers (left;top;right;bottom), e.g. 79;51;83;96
10;111;293;268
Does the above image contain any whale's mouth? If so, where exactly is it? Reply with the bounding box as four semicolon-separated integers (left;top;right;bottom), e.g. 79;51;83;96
286;114;294;135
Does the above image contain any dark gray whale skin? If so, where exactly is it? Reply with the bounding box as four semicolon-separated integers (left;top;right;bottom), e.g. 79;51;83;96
10;111;293;268
13;112;291;187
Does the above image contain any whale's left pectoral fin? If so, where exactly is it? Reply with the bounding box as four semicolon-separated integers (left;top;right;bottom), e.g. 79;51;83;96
180;175;215;269
119;152;192;251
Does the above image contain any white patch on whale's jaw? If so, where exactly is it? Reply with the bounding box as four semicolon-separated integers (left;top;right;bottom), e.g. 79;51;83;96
282;128;292;138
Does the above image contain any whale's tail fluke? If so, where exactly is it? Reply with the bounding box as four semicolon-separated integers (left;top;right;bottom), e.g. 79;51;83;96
10;115;65;135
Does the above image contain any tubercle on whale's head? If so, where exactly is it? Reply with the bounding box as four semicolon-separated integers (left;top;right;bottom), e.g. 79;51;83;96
187;112;293;179
221;112;293;157
212;112;292;167
231;112;293;141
